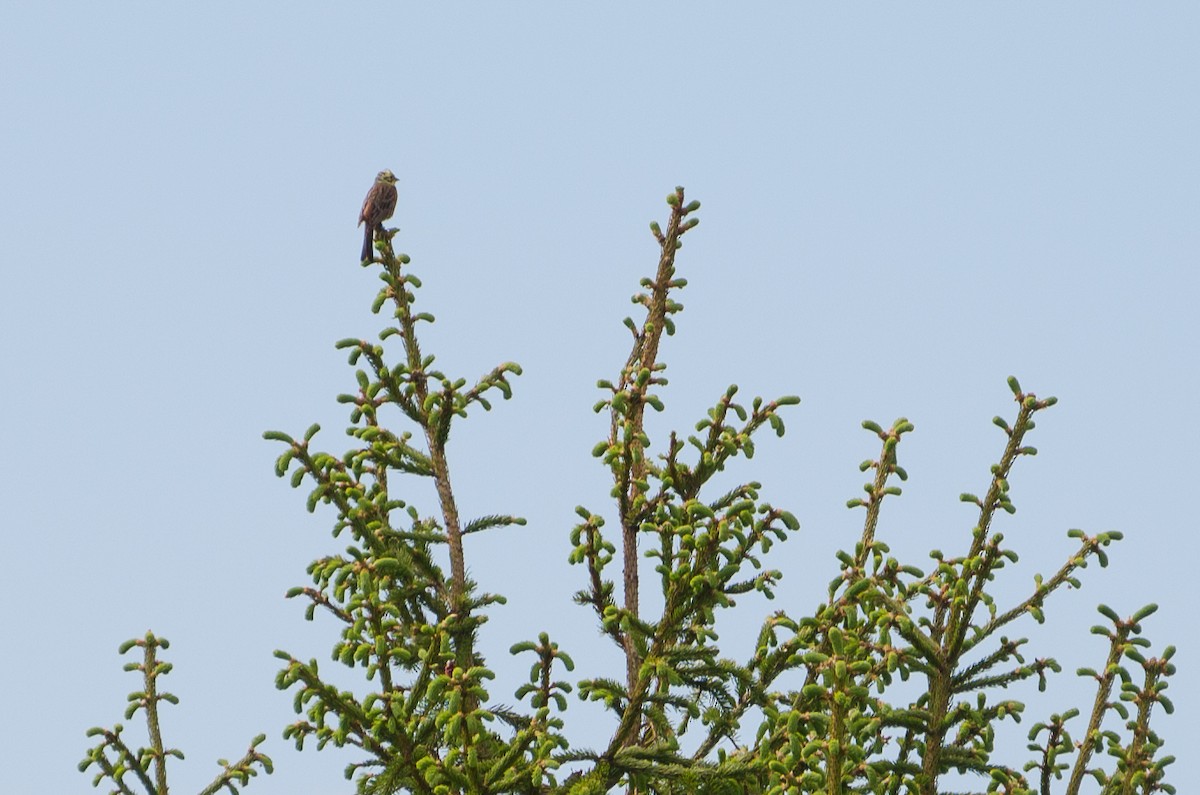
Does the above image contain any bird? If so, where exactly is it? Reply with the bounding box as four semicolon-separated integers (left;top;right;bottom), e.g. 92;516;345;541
359;170;398;261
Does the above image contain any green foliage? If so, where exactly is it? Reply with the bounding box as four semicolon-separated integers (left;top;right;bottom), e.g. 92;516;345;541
85;187;1176;795
80;632;273;795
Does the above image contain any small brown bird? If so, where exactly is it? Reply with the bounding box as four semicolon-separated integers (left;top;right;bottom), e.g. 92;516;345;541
358;170;399;261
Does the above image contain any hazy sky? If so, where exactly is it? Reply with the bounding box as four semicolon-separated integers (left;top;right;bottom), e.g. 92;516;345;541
3;4;1196;793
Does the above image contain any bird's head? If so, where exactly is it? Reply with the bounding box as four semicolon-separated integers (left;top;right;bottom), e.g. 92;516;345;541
377;170;398;185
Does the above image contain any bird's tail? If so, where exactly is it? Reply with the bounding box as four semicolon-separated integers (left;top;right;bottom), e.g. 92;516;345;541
361;225;373;262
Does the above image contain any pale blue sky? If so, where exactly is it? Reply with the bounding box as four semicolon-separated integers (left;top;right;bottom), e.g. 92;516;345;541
2;4;1196;793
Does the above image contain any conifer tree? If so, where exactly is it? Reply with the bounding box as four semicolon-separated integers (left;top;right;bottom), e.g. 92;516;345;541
83;187;1176;795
